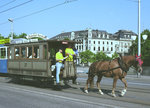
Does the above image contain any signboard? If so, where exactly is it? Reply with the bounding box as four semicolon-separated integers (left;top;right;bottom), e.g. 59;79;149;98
0;39;10;44
26;33;47;40
62;41;68;44
10;38;38;44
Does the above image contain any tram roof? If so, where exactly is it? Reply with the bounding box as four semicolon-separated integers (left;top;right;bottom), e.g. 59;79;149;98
5;39;81;46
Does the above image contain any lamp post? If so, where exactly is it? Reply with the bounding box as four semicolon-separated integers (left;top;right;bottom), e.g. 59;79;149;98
8;18;13;40
138;0;141;56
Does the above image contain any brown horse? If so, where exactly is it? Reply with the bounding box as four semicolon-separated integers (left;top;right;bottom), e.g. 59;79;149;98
84;55;142;97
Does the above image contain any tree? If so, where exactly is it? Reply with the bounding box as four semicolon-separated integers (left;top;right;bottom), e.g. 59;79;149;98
8;33;18;39
111;52;119;59
64;37;70;40
79;50;94;64
92;51;111;62
141;29;150;66
79;50;118;65
18;33;27;39
0;34;4;39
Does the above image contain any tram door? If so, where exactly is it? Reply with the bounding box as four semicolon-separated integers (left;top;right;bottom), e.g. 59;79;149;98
48;41;77;80
0;45;8;73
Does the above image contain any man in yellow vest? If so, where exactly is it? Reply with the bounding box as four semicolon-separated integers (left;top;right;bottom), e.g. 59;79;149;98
65;45;75;61
65;45;78;84
55;48;68;86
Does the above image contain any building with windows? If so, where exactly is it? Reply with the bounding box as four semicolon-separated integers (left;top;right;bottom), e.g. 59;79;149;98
50;28;137;57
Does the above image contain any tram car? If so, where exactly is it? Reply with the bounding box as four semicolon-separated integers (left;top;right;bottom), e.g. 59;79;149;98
0;39;78;84
0;44;8;76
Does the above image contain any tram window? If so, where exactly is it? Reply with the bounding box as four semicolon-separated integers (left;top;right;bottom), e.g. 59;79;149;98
15;47;20;59
27;46;32;58
8;48;11;59
21;47;26;58
33;46;39;58
43;45;47;59
0;48;6;59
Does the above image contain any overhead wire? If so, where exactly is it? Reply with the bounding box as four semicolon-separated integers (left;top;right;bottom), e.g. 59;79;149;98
123;0;138;3
0;0;78;26
0;0;34;14
14;0;78;21
0;0;16;9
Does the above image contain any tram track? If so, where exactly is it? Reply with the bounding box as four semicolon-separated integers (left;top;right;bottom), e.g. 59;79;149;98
0;77;150;107
61;82;150;106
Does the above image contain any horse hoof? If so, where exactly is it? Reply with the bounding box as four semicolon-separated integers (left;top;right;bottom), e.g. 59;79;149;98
120;89;127;97
111;93;116;97
99;90;104;95
84;90;88;93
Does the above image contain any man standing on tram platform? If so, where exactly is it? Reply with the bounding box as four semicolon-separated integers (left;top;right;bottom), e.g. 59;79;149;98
55;48;68;87
65;44;75;62
65;44;78;84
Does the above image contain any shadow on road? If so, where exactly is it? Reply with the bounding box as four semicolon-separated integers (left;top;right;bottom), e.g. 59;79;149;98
7;78;78;91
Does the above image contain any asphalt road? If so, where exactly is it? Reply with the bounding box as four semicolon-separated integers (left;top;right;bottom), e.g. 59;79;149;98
0;73;150;108
0;66;150;108
0;79;121;108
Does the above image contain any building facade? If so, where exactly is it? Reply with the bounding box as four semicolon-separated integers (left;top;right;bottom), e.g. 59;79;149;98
50;28;137;57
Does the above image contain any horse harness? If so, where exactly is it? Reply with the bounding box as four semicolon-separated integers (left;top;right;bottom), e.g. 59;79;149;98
99;57;129;76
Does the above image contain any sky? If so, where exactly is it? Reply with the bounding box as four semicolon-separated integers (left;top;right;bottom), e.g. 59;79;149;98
0;0;149;39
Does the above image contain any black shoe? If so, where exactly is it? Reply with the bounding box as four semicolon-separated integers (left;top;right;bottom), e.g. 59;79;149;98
55;83;62;90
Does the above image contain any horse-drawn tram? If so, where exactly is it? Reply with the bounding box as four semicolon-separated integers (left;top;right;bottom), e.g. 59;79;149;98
3;39;77;84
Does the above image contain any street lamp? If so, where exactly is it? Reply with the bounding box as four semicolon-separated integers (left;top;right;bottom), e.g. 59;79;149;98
131;35;137;55
132;34;147;77
131;35;147;55
142;35;148;41
131;35;137;41
132;35;148;42
8;18;13;40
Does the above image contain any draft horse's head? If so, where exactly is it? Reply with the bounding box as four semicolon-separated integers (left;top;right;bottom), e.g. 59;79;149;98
133;54;143;73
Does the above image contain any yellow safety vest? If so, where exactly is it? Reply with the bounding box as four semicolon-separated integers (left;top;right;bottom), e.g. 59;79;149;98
55;52;64;63
65;48;75;61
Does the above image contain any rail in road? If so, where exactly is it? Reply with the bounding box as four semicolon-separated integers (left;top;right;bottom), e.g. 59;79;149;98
0;76;150;108
62;81;150;106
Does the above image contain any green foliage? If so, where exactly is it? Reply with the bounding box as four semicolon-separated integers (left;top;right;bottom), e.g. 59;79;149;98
79;50;94;63
8;33;17;39
141;29;150;40
8;33;27;39
92;51;111;62
111;52;119;59
0;34;5;39
64;37;70;40
18;33;27;39
79;50;119;64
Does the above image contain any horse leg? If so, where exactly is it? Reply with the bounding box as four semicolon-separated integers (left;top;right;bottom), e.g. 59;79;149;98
84;76;92;93
84;77;90;93
96;75;104;95
120;78;127;96
111;76;118;97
